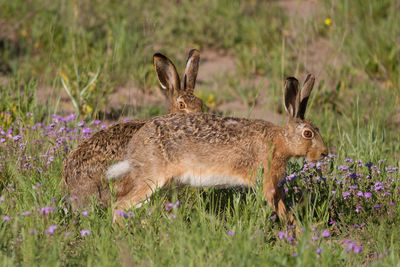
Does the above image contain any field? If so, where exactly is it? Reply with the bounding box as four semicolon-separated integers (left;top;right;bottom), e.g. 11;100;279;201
1;0;400;266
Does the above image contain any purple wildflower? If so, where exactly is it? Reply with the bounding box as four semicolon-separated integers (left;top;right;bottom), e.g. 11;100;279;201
115;210;127;218
342;192;351;199
292;253;298;257
165;201;180;211
38;206;55;214
354;246;363;253
365;162;373;167
66;114;76;121
373;204;381;210
82;211;88;216
2;216;10;221
374;181;384;191
316;248;322;254
227;230;235;236
93;120;101;125
338;165;349;171
78;121;85;127
12;135;22;141
286;173;297;181
364;192;372;199
22;211;32;216
81;230;90;237
45;225;58;235
278;231;288;240
322;229;330;238
0;195;4;202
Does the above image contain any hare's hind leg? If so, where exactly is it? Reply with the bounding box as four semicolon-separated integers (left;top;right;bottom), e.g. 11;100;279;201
69;178;100;211
112;171;168;224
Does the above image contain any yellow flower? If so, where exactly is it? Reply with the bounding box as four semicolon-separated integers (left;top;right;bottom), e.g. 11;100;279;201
85;105;93;113
89;83;96;92
60;71;69;85
385;80;393;88
207;94;216;107
324;18;332;26
19;29;28;37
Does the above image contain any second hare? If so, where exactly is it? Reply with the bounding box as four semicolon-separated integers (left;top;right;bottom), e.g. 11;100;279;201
63;49;203;210
108;74;328;223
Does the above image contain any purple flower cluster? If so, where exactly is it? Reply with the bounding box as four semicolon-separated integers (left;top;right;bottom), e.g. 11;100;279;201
278;231;294;244
345;240;363;253
114;210;134;219
165;201;180;211
80;230;90;237
0;114;107;175
38;206;55;214
45;225;58;235
282;155;399;227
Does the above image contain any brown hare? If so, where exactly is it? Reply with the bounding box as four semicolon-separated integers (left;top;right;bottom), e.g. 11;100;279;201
63;49;203;210
107;74;328;223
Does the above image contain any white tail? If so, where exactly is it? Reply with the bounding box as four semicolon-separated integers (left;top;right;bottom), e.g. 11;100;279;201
106;160;132;180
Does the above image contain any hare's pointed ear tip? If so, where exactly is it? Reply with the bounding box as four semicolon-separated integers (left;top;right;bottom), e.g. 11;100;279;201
153;52;167;62
304;73;315;83
188;49;200;57
285;76;298;81
285;77;299;85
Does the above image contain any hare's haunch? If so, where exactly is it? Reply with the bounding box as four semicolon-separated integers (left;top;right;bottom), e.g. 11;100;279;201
63;50;203;210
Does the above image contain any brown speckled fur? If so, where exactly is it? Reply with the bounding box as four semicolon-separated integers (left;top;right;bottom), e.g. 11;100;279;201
110;74;328;224
63;50;203;209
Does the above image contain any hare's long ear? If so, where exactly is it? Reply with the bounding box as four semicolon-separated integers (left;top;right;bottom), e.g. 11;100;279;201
298;74;315;120
284;77;300;118
183;49;200;92
153;53;181;98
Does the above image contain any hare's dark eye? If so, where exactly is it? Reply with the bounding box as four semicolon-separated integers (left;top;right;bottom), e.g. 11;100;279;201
179;102;186;110
302;129;314;139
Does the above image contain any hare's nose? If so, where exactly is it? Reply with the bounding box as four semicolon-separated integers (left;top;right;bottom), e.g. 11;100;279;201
321;150;328;158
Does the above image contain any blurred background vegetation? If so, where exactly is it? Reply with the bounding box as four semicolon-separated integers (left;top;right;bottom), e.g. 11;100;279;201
0;0;399;160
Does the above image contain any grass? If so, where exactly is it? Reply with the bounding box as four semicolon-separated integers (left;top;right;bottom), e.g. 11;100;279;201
1;0;400;266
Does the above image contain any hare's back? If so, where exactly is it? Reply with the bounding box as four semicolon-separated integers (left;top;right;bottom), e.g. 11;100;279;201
143;113;271;146
66;120;146;166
